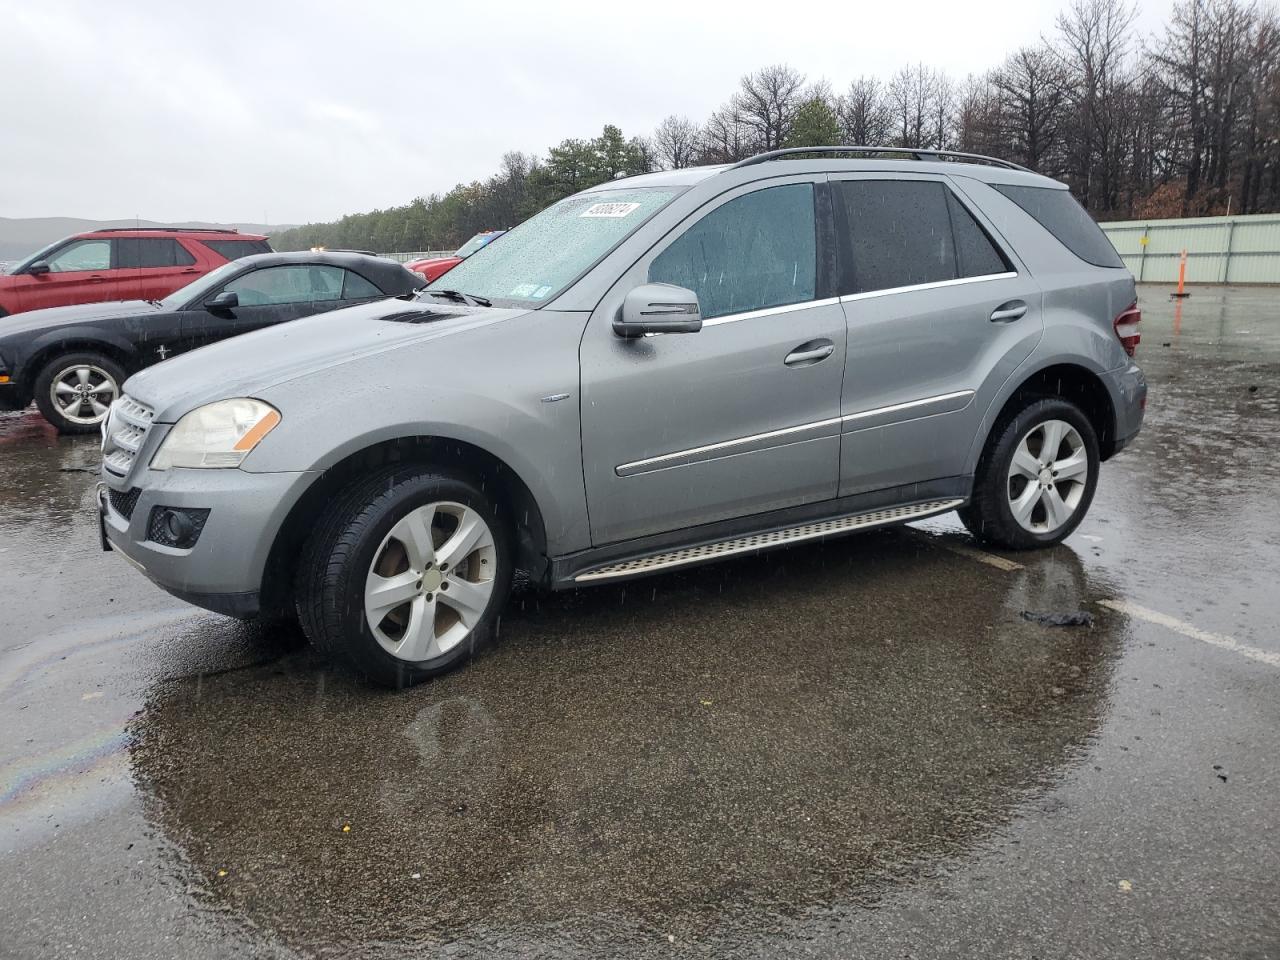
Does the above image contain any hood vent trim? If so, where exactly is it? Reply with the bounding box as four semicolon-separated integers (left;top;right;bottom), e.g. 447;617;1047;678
380;309;471;325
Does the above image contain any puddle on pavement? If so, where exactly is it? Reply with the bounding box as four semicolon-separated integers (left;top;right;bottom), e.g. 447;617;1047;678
128;530;1124;952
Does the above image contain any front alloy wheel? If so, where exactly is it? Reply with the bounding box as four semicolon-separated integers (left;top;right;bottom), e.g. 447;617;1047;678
297;466;512;687
33;351;126;434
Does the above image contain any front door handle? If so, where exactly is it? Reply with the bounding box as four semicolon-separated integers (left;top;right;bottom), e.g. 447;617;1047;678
990;300;1028;323
87;275;106;283
785;339;835;367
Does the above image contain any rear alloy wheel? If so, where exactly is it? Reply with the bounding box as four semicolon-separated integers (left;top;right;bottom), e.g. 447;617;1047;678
34;352;125;434
296;466;512;687
959;397;1099;550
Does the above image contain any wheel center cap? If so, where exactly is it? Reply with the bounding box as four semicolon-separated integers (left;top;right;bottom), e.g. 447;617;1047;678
1038;466;1054;485
421;569;443;592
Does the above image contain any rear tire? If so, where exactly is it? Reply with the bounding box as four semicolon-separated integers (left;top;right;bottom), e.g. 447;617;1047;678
959;397;1100;550
34;351;125;434
295;465;513;688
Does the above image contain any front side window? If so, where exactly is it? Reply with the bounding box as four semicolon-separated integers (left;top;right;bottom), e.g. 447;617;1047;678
224;265;344;305
46;239;111;273
429;188;677;306
838;180;1012;295
649;183;816;320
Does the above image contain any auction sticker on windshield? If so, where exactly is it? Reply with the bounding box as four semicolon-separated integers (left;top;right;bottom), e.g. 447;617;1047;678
580;202;641;218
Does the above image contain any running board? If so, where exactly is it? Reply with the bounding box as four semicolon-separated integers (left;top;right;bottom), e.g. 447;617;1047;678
573;498;964;583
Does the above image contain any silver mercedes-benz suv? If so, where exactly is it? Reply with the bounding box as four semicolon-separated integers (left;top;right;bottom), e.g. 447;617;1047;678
99;146;1146;687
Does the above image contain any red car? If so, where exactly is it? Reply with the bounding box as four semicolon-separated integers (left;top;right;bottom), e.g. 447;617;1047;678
405;230;505;283
0;228;271;317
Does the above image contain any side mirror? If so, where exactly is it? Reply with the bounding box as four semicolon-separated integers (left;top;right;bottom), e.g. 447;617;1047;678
206;291;239;311
27;262;50;277
613;282;702;338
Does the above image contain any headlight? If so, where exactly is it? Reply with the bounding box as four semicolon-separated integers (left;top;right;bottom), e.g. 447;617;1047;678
150;398;281;470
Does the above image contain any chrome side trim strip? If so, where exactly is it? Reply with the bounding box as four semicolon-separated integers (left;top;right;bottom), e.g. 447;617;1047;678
574;499;965;582
840;272;1017;304
617;416;843;477
701;297;841;327
841;389;975;427
616;390;976;477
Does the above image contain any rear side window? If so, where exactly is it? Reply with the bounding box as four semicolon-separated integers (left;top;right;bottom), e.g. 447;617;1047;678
342;270;382;299
837;181;1012;294
649;183;816;319
200;238;273;261
225;264;344;305
116;237;196;269
993;184;1124;268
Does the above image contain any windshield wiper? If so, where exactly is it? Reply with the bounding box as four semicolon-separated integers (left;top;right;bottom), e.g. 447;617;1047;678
425;289;492;307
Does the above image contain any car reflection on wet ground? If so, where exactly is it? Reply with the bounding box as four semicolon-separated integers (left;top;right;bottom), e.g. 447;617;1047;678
2;285;1278;958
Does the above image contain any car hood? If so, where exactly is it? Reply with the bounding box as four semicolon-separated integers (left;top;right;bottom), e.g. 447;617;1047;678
124;297;531;421
0;300;162;338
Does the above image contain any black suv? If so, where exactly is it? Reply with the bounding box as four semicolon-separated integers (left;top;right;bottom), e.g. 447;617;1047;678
0;251;422;433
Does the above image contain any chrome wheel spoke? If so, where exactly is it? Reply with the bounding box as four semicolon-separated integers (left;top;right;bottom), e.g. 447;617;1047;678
88;397;110;417
1010;481;1040;524
393;506;437;570
436;510;491;569
395;596;437;662
1053;449;1088;482
55;381;78;397
439;578;490;627
365;569;422;623
89;381;115;395
1041;486;1071;528
1010;441;1041;480
1039;420;1065;460
75;366;91;387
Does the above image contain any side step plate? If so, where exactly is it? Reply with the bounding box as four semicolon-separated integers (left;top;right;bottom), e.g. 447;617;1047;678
574;498;964;583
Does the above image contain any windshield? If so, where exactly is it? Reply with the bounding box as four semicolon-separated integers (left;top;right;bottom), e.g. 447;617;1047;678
426;188;678;306
454;232;499;259
6;238;65;275
161;260;242;308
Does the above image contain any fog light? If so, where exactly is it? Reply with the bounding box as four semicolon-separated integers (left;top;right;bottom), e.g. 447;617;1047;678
147;506;210;548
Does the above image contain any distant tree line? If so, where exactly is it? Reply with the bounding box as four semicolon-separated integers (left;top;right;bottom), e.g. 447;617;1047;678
271;0;1280;253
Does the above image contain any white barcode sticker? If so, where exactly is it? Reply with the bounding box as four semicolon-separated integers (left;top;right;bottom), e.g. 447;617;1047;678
580;202;641;218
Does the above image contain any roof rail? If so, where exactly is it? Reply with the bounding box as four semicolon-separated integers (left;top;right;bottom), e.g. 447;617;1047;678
94;226;243;234
729;145;1031;173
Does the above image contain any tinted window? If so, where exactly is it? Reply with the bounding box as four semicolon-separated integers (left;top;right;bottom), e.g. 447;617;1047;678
947;192;1011;278
201;238;273;260
342;269;382;299
993;184;1124;268
224;265;344;305
116;237;196;269
649;183;816;319
839;181;956;294
46;239;111;273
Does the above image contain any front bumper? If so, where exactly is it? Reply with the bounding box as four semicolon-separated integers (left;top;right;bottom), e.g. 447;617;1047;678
99;466;315;619
0;381;25;412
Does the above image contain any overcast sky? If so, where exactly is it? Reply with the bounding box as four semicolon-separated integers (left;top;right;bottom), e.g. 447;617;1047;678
0;0;1174;225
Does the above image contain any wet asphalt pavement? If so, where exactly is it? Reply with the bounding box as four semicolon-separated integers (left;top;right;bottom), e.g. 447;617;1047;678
2;284;1278;959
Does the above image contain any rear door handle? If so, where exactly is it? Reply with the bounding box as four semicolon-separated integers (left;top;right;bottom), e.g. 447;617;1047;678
990;300;1027;323
784;339;835;367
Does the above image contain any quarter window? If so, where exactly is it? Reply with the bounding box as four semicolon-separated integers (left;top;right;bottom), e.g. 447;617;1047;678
200;238;273;261
649;183;816;320
45;239;111;273
837;180;1010;295
342;270;382;300
223;265;345;305
993;183;1124;268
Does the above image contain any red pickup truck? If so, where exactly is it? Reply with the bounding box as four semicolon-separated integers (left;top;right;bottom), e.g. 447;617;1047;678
0;227;271;317
404;230;505;283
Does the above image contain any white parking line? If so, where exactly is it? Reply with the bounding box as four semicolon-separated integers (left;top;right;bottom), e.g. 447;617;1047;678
1098;599;1280;668
936;540;1025;572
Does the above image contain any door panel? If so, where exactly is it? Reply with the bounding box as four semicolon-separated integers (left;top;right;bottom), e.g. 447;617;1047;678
831;174;1043;496
579;176;846;546
17;239;120;310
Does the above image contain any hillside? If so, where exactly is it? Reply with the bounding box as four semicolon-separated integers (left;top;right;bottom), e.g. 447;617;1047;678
0;217;296;262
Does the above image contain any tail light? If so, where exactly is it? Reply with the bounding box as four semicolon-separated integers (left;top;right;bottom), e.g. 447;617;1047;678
1114;301;1141;357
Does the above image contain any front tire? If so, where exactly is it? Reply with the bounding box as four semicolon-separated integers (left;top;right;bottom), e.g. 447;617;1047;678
33;351;125;434
296;466;513;688
959;397;1100;550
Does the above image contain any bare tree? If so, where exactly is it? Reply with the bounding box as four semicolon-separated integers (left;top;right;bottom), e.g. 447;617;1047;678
838;76;891;145
732;64;807;151
992;45;1070;170
887;63;945;148
652;115;700;169
698;106;754;163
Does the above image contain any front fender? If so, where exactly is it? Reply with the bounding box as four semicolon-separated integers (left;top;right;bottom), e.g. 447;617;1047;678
25;326;139;370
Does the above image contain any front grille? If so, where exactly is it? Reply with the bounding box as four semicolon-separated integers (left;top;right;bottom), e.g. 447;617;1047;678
102;396;155;476
108;487;142;521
